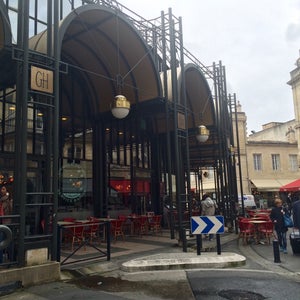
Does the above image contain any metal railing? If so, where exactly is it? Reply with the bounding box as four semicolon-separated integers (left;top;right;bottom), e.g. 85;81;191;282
57;221;111;266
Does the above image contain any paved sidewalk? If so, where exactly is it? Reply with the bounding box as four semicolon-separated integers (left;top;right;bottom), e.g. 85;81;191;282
246;228;300;277
3;229;300;299
1;230;243;300
61;229;244;277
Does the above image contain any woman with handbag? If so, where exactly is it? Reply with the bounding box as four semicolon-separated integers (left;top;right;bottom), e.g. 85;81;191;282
270;197;289;254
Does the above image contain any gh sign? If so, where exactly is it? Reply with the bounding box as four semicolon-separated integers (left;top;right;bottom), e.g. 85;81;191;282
191;216;224;235
31;66;53;94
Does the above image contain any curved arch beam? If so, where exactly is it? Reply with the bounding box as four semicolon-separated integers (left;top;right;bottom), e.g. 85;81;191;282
29;4;162;118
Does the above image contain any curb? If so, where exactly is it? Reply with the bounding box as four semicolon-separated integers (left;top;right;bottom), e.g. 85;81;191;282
121;252;246;272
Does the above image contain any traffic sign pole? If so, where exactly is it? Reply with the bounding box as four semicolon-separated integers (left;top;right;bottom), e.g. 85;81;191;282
196;235;202;255
216;234;221;255
191;216;225;255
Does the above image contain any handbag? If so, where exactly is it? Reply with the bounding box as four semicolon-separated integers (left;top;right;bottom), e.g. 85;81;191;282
283;213;293;228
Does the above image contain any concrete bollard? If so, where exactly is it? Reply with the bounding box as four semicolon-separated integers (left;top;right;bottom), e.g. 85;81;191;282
273;240;281;263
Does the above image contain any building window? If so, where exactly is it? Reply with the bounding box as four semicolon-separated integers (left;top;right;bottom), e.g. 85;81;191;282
36;113;43;131
75;147;82;159
67;146;82;160
271;154;280;171
253;154;262;171
289;154;298;171
4;142;14;152
35;143;44;155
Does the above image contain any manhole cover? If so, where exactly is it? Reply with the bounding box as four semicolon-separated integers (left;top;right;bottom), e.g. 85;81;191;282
218;289;266;300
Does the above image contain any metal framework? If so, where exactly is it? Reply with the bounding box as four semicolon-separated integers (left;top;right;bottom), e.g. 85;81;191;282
0;0;239;268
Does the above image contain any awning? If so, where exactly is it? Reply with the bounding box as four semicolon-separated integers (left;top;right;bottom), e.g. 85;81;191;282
251;179;292;192
279;179;300;192
110;180;150;194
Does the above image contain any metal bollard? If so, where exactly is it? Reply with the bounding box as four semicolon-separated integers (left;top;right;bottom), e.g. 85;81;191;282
273;240;281;263
216;234;221;255
196;235;202;255
182;227;187;252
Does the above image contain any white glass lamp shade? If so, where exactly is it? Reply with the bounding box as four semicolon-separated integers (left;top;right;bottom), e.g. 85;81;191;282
196;125;209;143
111;95;130;119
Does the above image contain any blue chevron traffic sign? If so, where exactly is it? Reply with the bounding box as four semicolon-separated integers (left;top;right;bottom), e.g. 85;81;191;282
191;216;225;234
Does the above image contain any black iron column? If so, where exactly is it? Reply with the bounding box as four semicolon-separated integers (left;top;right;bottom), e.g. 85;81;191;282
233;93;244;216
52;0;59;260
161;10;175;239
15;0;29;266
92;120;106;217
169;9;183;244
179;16;192;219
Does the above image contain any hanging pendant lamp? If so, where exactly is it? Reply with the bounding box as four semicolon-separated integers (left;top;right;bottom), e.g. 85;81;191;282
111;94;130;119
110;14;131;119
196;125;210;143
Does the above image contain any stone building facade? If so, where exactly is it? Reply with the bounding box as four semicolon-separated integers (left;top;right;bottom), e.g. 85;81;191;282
199;53;300;206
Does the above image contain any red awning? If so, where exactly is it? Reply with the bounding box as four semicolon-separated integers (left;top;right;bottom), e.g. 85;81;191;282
110;180;150;194
279;179;300;192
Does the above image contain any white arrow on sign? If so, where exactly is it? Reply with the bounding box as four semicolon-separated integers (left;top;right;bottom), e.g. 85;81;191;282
191;216;224;234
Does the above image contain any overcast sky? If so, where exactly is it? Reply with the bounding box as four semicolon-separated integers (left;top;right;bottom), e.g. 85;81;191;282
121;0;300;134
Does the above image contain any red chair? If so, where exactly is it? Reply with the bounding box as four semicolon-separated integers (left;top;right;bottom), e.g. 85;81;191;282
118;215;131;235
247;210;256;218
70;222;86;251
237;216;246;222
238;217;251;222
61;220;76;248
146;212;155;224
238;219;255;245
84;219;101;244
149;215;162;234
133;215;149;236
258;221;274;244
110;219;125;241
41;219;53;234
118;215;127;221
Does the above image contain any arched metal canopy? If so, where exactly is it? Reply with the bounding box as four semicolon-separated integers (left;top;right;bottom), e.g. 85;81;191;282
161;63;215;129
29;4;163;125
27;4;220;141
183;64;219;168
183;63;215;128
28;4;220;168
0;1;15;88
158;63;218;168
0;1;11;49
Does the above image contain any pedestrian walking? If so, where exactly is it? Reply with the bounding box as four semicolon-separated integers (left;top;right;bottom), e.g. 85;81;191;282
270;197;289;254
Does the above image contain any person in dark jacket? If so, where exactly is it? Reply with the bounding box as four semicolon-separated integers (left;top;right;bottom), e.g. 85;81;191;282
292;199;300;229
201;193;217;241
270;197;289;254
0;184;13;264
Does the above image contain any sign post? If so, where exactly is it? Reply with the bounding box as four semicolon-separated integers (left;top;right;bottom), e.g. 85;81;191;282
191;216;225;255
